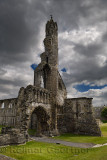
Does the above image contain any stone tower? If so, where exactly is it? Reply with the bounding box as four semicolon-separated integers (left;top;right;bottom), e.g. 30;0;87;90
41;16;58;96
34;16;67;106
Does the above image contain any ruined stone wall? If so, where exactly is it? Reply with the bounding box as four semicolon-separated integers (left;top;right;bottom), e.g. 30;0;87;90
56;72;67;106
93;106;105;120
16;85;55;136
57;98;101;136
0;98;17;126
0;85;51;128
0;85;53;146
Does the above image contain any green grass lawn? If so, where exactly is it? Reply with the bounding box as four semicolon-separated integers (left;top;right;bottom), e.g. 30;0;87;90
0;141;107;160
0;123;107;160
53;123;107;144
101;123;107;137
0;126;2;133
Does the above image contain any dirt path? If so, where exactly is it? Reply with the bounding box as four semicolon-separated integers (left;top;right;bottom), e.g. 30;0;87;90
31;136;95;148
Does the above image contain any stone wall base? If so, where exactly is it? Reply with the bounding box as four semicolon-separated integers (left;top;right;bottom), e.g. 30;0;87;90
0;128;27;146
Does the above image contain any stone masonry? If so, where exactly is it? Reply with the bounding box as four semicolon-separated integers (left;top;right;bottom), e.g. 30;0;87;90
0;16;101;146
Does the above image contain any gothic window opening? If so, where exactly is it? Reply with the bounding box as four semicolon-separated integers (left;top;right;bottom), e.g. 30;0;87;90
76;104;79;119
1;102;5;109
41;75;44;88
58;81;63;90
9;103;12;108
43;64;51;89
46;57;48;63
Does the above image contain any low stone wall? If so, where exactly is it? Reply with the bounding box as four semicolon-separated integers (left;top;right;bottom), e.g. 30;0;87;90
0;127;27;146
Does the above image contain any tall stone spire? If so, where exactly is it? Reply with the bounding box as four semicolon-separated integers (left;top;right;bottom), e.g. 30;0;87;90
45;15;58;37
43;16;58;67
34;17;64;99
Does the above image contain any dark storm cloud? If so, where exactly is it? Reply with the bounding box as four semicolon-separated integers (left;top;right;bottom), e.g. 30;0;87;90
73;43;102;57
0;68;7;76
0;78;25;87
0;0;51;100
50;0;107;31
0;0;106;62
50;0;90;31
62;54;107;88
0;1;29;53
102;32;107;42
0;0;47;64
0;0;105;64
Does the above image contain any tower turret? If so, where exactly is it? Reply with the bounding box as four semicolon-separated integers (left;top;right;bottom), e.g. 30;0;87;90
45;15;58;37
42;16;58;67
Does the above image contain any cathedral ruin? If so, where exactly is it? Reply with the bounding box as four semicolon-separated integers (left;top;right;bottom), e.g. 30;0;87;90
0;17;101;145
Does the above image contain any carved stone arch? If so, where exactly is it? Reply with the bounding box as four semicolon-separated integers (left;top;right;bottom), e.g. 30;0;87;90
29;106;50;136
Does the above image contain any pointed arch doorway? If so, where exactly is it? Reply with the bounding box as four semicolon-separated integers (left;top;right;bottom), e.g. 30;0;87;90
30;106;50;137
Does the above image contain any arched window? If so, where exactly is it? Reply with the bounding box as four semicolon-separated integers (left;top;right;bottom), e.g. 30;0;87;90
1;102;5;109
41;76;44;88
9;103;12;108
46;57;48;63
58;81;63;90
9;103;13;108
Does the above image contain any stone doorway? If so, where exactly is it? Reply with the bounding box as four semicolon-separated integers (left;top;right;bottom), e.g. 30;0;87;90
30;112;37;130
30;106;50;137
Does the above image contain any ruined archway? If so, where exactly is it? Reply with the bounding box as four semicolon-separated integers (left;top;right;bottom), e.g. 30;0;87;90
30;106;50;137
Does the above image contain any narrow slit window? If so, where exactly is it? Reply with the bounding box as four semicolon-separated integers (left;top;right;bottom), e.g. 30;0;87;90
46;57;48;63
41;76;44;88
1;102;5;109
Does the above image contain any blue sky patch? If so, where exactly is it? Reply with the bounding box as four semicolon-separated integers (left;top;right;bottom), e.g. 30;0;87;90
61;68;67;72
30;63;38;70
74;83;107;92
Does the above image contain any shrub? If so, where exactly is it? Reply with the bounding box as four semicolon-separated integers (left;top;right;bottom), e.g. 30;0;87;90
102;120;107;123
101;107;107;119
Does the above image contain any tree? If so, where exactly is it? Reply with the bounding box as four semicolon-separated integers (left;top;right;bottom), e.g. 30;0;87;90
101;107;107;119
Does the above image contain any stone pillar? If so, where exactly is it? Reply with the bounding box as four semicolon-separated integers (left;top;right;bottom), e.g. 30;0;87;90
43;92;46;103
44;93;47;104
47;94;49;104
37;91;40;103
41;92;43;103
35;90;37;102
46;93;48;104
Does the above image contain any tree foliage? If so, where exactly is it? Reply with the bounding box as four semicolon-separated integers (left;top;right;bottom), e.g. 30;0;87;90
101;107;107;119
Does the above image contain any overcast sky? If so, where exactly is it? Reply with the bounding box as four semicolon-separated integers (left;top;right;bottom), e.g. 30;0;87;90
0;0;107;106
